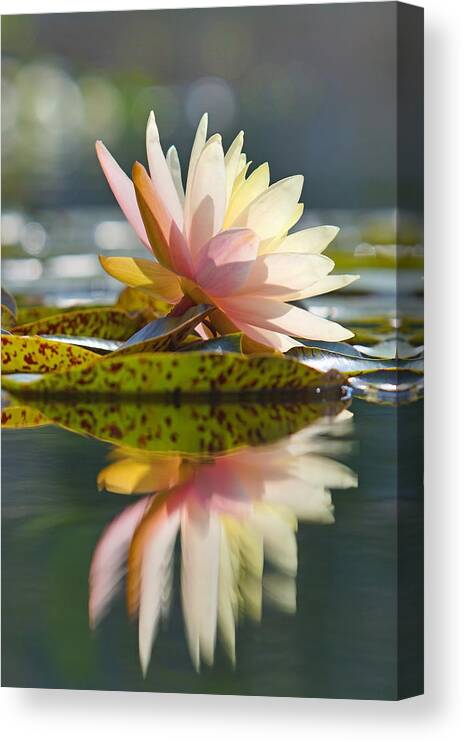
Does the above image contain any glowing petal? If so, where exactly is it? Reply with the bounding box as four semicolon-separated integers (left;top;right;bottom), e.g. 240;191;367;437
296;273;360;299
166;145;184;205
185;135;227;259
272;225;340;255
220;296;354;341
146;111;184;229
95;141;150;249
239;253;334;299
185;113;208;199
224;131;244;205
231;175;304;240
224;162;270;227
99;256;183;303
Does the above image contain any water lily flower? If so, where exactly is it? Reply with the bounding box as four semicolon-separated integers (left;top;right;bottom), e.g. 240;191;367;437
97;111;358;350
90;412;357;672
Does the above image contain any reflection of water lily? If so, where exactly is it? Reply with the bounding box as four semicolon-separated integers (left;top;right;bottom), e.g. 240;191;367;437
90;413;357;673
97;111;357;350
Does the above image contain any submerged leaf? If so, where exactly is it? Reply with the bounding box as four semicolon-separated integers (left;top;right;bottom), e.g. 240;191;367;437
1;334;97;374
110;304;212;356
2;351;344;397
1;404;50;429
5;398;349;454
13;308;144;341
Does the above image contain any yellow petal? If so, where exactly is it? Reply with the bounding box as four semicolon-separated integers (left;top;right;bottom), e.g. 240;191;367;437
271;225;340;255
224;162;270;227
99;256;183;303
231;175;303;240
259;203;304;254
224;131;244;206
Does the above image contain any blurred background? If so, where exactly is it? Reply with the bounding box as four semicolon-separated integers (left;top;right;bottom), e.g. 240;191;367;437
1;3;422;311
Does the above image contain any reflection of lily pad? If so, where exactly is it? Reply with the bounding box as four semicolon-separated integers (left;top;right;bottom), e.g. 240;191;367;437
3;397;349;454
1;404;50;429
348;370;424;404
2;352;344;397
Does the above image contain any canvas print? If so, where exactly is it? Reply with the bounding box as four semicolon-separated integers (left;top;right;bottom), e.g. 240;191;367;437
1;2;423;699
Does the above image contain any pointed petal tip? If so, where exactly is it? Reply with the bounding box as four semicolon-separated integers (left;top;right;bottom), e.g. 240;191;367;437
146;110;159;141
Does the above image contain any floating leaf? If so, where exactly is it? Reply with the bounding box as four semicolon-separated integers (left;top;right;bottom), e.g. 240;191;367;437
1;404;50;429
110;304;211;356
1;334;98;374
180;333;243;354
2;351;344;397
39;335;122;353
287;346;423;376
5;397;349;454
12;308;144;341
115;287;172;319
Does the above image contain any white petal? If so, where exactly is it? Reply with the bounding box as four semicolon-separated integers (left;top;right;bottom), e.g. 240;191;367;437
185;112;208;199
185;135;226;258
146;111;184;230
224;131;244;205
297;273;360;299
166;145;184;205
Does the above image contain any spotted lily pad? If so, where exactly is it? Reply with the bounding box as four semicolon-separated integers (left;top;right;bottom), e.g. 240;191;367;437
2;351;344;397
12;308;144;341
1;334;98;374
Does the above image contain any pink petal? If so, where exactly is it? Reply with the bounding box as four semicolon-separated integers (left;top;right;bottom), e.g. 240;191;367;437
227;317;300;351
96;141;150;250
219;296;354;341
195;229;259;296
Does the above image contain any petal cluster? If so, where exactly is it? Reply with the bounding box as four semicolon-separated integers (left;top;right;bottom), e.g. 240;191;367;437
97;111;358;350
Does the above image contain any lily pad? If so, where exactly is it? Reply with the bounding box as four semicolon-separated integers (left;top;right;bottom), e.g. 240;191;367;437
12;307;144;341
180;333;243;354
287;346;423;375
1;334;98;374
3;397;349;454
115;287;172;319
110;304;211;356
1;351;344;397
1;288;17;318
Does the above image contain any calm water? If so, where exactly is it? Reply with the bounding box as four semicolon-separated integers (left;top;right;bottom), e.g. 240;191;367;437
1;396;423;699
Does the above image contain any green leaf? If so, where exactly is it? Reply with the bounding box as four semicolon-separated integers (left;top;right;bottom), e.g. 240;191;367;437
3;397;349;454
110;304;211;356
12;307;144;341
1;351;344;398
180;333;243;354
287;346;423;376
1;334;98;374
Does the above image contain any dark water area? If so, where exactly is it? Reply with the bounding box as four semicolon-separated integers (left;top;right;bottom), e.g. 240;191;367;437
1;397;423;699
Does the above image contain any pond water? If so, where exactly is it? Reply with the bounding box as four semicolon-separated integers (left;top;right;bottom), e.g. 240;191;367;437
1;395;423;699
